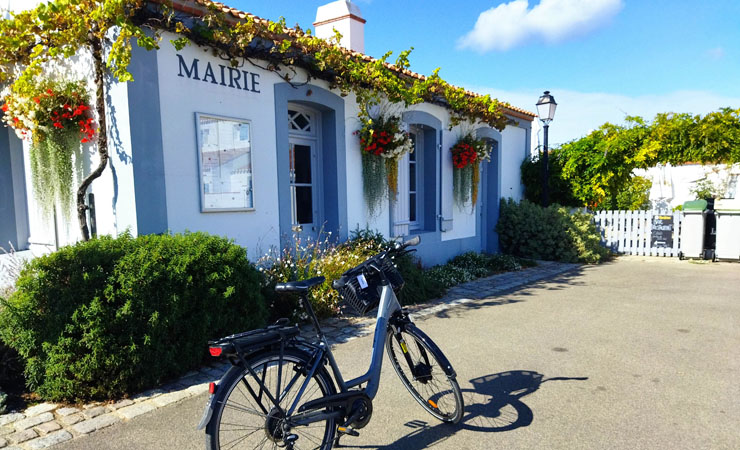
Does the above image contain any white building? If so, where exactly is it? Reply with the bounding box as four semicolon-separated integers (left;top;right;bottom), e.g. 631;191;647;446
636;163;739;210
0;0;536;267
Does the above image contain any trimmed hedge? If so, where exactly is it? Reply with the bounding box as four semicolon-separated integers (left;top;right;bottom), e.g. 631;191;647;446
0;232;266;402
495;199;609;263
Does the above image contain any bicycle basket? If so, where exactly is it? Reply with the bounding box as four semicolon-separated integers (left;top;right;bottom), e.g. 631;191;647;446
337;274;381;316
337;256;405;316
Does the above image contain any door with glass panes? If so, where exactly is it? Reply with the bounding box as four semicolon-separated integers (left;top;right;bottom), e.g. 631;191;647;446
288;106;322;240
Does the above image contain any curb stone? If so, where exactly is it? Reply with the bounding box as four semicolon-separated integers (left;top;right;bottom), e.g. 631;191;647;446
25;431;72;450
13;414;53;432
0;260;579;449
71;414;120;435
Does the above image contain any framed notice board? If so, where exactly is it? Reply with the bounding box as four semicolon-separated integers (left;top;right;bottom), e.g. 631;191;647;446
651;215;674;248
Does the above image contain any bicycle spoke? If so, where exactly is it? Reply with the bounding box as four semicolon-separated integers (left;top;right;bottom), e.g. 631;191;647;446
211;350;335;450
222;401;267;418
387;329;462;424
221;426;263;449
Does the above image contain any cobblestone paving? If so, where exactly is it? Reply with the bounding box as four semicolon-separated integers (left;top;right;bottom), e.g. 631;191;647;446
0;260;578;449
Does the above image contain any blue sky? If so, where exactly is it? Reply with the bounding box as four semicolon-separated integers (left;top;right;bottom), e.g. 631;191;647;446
230;1;739;146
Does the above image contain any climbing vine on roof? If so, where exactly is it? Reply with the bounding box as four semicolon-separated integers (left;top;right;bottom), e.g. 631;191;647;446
160;0;513;130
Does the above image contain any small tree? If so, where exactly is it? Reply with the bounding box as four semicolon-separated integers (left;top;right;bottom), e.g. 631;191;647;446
0;0;164;240
520;150;580;207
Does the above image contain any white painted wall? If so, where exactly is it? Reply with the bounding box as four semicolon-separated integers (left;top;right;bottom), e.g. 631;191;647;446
156;37;286;256
14;46;133;251
635;163;740;210
500;125;527;201
342;92;392;236
1;0;43;15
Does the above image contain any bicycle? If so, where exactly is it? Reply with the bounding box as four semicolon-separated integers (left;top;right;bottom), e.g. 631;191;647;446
197;236;464;449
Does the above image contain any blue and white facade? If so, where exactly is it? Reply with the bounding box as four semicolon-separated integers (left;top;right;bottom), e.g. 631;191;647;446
0;0;535;266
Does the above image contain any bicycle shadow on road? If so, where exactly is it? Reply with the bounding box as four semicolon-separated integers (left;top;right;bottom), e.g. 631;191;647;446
345;370;588;449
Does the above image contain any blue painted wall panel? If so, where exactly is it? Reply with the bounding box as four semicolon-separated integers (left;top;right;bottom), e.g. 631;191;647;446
0;121;18;247
128;43;168;235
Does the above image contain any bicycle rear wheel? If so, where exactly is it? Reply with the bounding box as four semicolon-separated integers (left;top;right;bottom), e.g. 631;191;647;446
206;348;336;450
386;325;464;424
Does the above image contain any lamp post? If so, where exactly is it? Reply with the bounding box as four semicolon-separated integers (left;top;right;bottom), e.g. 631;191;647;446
536;91;557;207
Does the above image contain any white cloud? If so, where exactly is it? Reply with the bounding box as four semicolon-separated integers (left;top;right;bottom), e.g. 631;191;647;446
458;0;624;52
467;86;740;149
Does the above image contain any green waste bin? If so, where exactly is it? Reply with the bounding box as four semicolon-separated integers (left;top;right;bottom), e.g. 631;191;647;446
679;199;708;259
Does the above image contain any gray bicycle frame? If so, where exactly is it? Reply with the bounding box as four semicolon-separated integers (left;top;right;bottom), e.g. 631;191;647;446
286;280;402;422
332;281;401;398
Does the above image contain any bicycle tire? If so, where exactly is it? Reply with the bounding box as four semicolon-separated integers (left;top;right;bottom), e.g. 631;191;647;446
206;347;337;450
385;325;464;424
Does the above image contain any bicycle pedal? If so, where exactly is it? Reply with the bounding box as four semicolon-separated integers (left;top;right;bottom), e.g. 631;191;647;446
337;426;360;437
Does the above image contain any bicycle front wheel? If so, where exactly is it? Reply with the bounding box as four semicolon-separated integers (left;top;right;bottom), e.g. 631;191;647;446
386;325;464;424
206;347;336;450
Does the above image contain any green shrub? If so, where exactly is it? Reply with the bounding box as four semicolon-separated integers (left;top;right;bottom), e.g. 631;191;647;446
487;253;527;272
393;255;445;306
346;228;445;306
258;232;385;318
0;338;22;411
425;264;475;288
0;232;266;402
423;252;527;289
495;198;609;263
448;252;493;278
0;289;24;413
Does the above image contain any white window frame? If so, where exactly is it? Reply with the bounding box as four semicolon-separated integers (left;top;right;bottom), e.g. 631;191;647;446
408;129;423;230
195;113;256;213
287;104;323;232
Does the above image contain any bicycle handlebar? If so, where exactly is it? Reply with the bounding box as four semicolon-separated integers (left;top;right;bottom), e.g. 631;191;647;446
401;236;420;248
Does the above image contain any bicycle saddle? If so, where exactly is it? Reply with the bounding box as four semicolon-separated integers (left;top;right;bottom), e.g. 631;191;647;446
275;276;326;293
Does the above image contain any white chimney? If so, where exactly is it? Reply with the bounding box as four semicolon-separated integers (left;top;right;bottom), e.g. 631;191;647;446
314;1;365;53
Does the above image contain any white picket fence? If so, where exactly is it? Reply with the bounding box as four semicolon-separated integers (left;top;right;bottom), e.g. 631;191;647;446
593;210;683;257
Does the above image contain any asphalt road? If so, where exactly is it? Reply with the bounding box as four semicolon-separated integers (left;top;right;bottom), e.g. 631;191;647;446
56;257;740;450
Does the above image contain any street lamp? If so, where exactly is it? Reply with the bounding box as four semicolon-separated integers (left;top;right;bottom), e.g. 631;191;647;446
536;90;557;207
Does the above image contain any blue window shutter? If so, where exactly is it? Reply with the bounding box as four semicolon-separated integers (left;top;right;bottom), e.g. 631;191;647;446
440;129;453;231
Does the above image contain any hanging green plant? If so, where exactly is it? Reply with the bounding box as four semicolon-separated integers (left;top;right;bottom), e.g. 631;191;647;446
360;150;387;217
356;112;413;215
2;79;95;219
451;134;491;210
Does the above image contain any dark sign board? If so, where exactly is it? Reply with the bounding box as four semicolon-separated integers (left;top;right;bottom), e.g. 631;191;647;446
651;215;674;248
